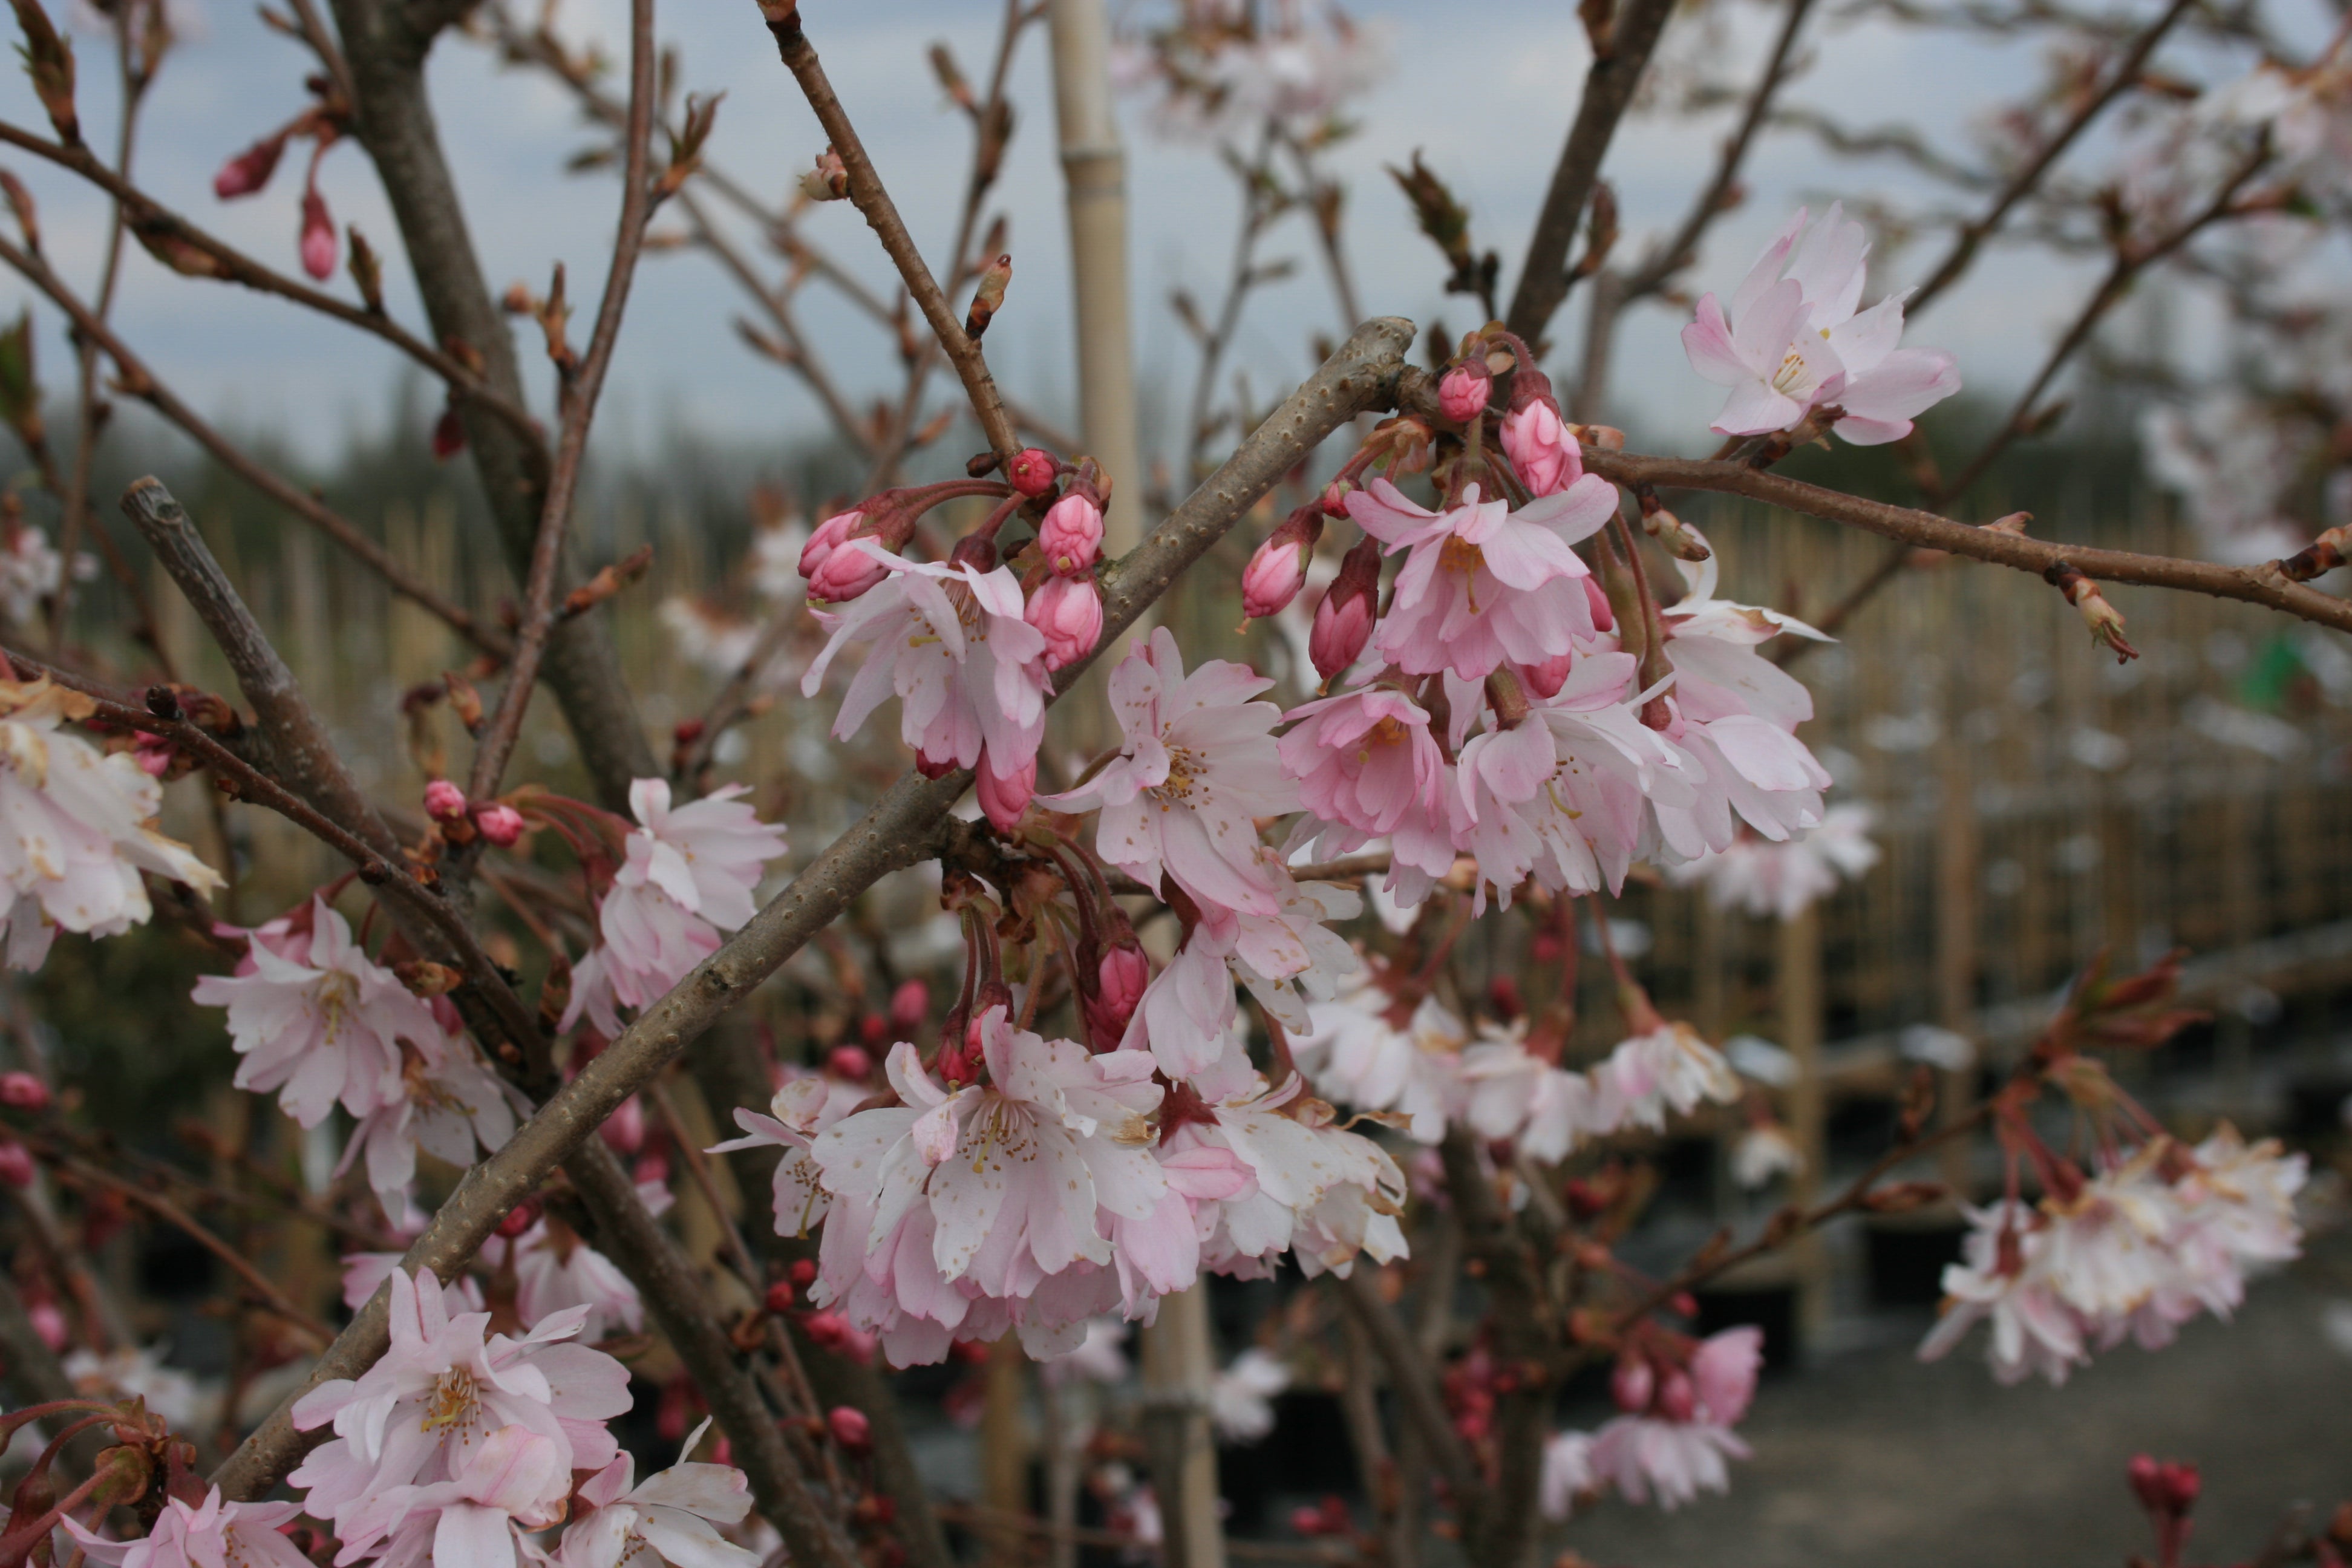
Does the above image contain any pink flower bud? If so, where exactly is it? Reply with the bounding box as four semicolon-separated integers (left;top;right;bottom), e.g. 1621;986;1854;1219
1309;534;1382;684
1656;1368;1697;1422
599;1094;646;1155
1007;448;1059;498
1087;942;1149;1044
1583;575;1613;633
0;1071;51;1111
828;1045;875;1080
975;748;1037;833
1610;1357;1654;1415
1036;492;1104;577
826;1405;872;1454
1521;654;1572;701
29;1299;67;1351
423;779;468;822
1242;506;1323;621
474;804;525;847
1438;364;1491;424
799;509;863;580
132;732;173;777
0;1136;32;1187
1500;399;1581;496
214;136;286;200
887;978;929;1033
1025;572;1102;672
808;537;890;603
299;188;337;281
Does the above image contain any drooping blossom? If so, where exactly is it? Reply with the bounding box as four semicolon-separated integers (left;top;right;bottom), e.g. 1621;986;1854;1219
192;898;447;1127
64;1488;313;1568
1668;803;1880;921
1114;0;1390;143
1586;1018;1742;1134
1119;873;1360;1078
1917;1200;2091;1385
1681;203;1961;445
486;1213;644;1339
800;544;1051;786
1731;1123;1804;1188
0;678;222;970
1512;651;1694;898
1458;1021;1593;1162
290;1268;630;1558
1538;1431;1596;1521
1279;686;1450;880
339;1423;570;1568
1344;479;1609;682
0;521;66;624
1025;572;1103;672
565;780;788;1036
710;1072;868;1238
1292;979;1466;1144
339;1042;520;1210
1039;1318;1130;1387
1043;627;1297;918
1587;1415;1750;1509
558;1419;759;1568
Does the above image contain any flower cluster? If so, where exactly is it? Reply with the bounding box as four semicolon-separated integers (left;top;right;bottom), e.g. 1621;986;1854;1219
1112;0;1391;144
1918;1126;2305;1385
0;678;221;970
1542;1326;1763;1517
192;898;516;1213
1667;803;1881;922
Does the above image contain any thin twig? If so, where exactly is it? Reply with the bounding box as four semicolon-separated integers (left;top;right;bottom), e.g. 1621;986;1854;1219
759;3;1023;465
466;0;661;802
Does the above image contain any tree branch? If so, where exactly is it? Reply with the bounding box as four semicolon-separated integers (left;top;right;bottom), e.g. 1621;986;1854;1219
1502;0;1677;345
757;1;1023;465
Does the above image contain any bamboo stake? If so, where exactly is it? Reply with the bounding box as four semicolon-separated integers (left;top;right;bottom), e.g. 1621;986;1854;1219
1140;1285;1226;1568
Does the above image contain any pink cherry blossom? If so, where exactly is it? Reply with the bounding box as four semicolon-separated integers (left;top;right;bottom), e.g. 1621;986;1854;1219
1586;1019;1740;1134
1917;1201;2091;1385
1690;1325;1762;1425
1669;803;1880;920
339;1423;570;1568
1588;1416;1749;1509
424;779;468;821
1024;571;1102;671
339;1041;518;1208
1539;1431;1596;1521
485;1216;644;1339
475;805;525;847
1042;627;1296;917
192;897;448;1127
1681;203;1959;445
801;544;1051;779
1292;980;1466;1144
975;749;1037;831
709;1073;866;1238
64;1488;312;1568
290;1267;630;1556
1459;1022;1594;1162
559;1419;759;1568
1279;686;1448;858
1344;479;1609;681
1510;652;1691;898
564;780;786;1036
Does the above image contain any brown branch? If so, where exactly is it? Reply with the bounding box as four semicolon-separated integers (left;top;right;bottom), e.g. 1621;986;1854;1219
759;2;1022;465
1580;445;2352;634
0;235;511;656
465;0;659;803
1333;1270;1484;1509
209;315;1416;1508
327;0;656;809
1906;0;2200;317
0;120;544;449
1502;0;1677;345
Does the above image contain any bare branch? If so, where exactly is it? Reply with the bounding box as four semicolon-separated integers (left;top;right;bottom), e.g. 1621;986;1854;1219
1503;0;1677;345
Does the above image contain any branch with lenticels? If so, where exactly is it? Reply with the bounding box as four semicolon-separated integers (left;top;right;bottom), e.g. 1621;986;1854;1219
1576;445;2352;635
206;313;1416;1508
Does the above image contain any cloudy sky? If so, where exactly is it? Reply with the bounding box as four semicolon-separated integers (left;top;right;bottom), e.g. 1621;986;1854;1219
0;0;2314;470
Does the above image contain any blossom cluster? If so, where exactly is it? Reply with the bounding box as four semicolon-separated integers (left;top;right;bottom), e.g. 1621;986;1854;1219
1918;1125;2306;1386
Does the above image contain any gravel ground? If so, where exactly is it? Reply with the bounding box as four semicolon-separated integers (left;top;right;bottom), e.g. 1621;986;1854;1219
1547;1230;2352;1567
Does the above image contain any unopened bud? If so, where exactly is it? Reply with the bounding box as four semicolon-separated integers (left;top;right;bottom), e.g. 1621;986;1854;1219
1984;511;2032;537
1007;448;1059;498
0;1071;49;1112
808;535;890;603
299;188;337;281
1438;362;1491;424
1087;941;1149;1045
1640;505;1710;562
828;1045;875;1080
1025;573;1102;671
963;253;1011;341
975;749;1037;833
763;1278;797;1314
423;779;468;822
888;979;929;1033
1520;653;1572;700
213;136;286;200
0;1135;34;1187
2045;563;2138;664
1037;491;1104;576
826;1405;872;1455
1309;534;1383;684
495;1197;543;1239
801;145;848;201
1656;1368;1696;1422
1500;399;1583;496
474;804;525;848
1242;505;1322;622
1610;1357;1653;1415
